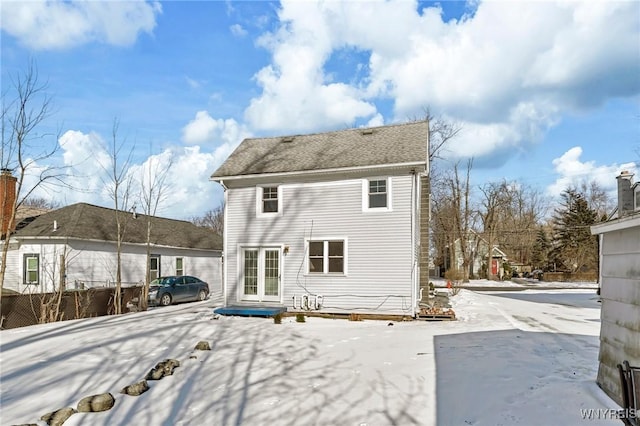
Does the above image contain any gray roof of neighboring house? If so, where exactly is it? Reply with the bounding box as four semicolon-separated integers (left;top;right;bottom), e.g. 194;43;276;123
211;120;429;178
11;203;222;251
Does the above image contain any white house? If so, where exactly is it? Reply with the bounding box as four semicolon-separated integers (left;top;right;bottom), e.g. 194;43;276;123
2;199;223;298
447;231;508;280
590;170;640;405
211;121;430;316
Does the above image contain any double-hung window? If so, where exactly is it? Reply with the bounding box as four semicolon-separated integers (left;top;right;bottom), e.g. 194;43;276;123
363;178;391;211
257;185;282;216
308;240;346;274
23;254;39;285
176;257;184;276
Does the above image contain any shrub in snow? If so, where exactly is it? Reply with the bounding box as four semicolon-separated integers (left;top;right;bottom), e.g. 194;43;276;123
194;341;211;350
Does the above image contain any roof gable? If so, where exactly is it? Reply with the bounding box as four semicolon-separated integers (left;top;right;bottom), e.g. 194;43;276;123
211;121;428;179
11;203;222;251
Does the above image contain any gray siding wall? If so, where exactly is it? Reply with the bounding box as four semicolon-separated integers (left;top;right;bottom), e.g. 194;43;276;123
597;225;640;405
225;174;418;315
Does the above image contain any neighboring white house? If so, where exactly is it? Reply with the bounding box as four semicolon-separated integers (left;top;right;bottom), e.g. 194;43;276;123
211;121;429;316
446;231;508;280
590;170;640;405
2;202;223;300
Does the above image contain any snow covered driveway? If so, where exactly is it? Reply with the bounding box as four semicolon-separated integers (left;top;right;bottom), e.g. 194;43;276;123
0;289;620;425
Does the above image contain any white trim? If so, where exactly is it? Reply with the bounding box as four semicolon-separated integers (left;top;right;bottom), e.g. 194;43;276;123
591;214;640;234
212;161;426;182
256;185;283;218
284;179;360;189
12;236;221;253
362;177;393;212
237;244;284;303
304;237;348;276
223;187;228;305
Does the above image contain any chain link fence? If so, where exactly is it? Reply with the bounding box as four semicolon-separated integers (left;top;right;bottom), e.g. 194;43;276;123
1;286;143;330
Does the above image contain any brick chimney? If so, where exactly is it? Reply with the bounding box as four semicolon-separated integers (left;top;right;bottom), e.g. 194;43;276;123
616;170;635;217
0;169;17;235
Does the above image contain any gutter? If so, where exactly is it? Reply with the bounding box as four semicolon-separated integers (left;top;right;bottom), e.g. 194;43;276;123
210;161;427;182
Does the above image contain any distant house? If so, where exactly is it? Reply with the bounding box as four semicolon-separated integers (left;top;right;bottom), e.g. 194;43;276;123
445;231;508;280
0;172;222;297
590;170;640;405
211;121;430;315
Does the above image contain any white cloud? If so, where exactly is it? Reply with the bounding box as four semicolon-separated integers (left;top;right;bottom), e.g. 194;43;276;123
244;0;639;156
182;111;218;145
0;0;162;50
27;126;248;219
181;111;251;152
547;146;638;197
230;24;247;38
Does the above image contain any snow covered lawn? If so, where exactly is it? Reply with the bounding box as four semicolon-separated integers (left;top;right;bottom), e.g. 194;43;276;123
0;288;621;425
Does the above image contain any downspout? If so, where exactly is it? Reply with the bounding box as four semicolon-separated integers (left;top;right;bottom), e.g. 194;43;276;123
221;180;228;307
410;169;418;315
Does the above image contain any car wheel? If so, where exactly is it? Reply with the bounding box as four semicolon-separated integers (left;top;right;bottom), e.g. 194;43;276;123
198;290;207;301
159;293;172;306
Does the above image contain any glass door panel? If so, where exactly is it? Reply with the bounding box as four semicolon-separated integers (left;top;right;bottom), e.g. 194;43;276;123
264;249;279;298
243;249;258;297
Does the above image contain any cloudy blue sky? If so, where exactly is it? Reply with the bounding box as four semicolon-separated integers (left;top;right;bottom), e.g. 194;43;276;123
1;0;638;219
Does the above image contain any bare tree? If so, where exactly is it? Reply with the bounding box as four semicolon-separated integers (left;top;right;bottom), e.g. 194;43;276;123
99;119;135;315
191;202;224;236
409;109;463;285
22;196;60;209
0;63;65;307
138;149;173;311
478;180;509;280
432;160;476;282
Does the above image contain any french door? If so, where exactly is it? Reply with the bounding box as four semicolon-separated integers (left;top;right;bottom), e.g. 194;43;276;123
241;247;281;302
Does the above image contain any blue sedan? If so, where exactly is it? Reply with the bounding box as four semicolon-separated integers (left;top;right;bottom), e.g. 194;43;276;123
148;276;210;306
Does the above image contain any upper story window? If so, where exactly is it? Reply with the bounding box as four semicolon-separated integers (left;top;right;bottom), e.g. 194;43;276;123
263;186;278;212
23;254;39;285
257;185;282;217
363;178;392;212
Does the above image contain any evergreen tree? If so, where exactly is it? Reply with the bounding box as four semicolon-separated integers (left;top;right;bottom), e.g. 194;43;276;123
531;227;550;270
551;188;599;272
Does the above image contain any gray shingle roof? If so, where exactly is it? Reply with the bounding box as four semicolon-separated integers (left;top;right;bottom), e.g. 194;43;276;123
12;203;222;251
211;120;428;178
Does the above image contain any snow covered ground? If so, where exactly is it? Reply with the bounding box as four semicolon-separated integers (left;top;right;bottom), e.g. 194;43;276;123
0;285;622;426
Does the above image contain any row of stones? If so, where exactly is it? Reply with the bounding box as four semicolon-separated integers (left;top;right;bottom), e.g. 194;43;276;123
13;340;212;426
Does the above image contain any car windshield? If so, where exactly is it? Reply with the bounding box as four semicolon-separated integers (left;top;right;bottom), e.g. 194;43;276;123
151;277;176;286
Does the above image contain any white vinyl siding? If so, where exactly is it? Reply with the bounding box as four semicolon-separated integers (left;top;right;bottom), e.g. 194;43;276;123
3;241;222;300
225;174;415;314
